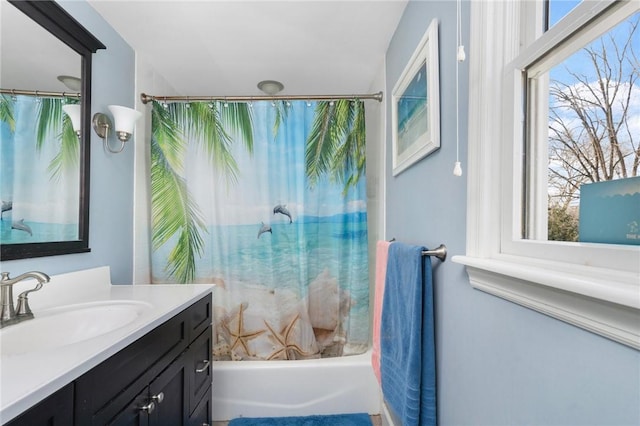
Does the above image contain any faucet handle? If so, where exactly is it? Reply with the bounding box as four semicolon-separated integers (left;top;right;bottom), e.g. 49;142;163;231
15;282;44;317
1;272;11;286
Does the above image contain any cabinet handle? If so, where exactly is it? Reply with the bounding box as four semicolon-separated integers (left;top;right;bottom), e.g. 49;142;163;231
140;401;155;414
152;392;164;404
195;359;210;373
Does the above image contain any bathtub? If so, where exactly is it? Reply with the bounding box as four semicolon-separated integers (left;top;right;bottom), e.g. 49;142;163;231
211;349;382;421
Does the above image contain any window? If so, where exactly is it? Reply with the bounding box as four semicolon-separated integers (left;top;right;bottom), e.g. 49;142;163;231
454;0;640;349
525;3;640;246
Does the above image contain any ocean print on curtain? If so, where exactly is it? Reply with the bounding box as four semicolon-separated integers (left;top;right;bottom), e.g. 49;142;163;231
0;95;80;243
150;99;369;360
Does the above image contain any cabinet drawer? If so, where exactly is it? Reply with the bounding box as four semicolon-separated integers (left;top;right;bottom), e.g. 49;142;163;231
188;326;212;416
188;295;211;342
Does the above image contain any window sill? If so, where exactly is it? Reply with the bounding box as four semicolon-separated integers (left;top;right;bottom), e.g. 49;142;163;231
452;255;640;350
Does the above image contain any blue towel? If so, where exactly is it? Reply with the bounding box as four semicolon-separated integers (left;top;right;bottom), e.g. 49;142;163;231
380;242;436;426
420;248;436;426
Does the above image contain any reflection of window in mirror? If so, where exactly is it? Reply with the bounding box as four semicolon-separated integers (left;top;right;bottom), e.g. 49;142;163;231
524;0;640;246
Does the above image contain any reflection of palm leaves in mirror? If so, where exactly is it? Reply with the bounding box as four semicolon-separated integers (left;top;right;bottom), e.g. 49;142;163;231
0;95;15;132
35;98;79;181
305;100;366;195
151;101;254;283
0;96;78;181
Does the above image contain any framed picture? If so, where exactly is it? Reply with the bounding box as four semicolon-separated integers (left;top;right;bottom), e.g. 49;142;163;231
391;19;440;176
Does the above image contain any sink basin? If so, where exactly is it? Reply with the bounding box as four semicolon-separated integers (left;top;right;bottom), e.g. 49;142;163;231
0;300;152;356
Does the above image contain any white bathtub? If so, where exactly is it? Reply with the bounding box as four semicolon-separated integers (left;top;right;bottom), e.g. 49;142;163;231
211;349;382;421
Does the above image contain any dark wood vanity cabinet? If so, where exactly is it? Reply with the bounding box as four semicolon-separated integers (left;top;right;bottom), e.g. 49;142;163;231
6;294;212;426
139;324;212;426
4;383;74;426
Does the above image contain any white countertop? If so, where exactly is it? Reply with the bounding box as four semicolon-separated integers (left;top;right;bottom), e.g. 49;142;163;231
0;266;214;424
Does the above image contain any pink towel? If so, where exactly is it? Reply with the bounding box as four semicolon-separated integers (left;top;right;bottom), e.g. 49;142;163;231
372;240;391;384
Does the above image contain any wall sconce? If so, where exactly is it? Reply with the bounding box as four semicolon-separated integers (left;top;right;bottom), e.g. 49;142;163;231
92;105;142;153
62;104;82;137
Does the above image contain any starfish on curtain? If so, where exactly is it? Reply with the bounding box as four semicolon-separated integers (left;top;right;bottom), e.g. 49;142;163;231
221;303;266;358
264;314;316;360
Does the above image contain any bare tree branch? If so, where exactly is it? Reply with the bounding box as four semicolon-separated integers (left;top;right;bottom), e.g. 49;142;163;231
547;13;639;202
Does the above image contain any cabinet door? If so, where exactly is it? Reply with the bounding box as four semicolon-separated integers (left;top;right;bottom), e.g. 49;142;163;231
5;383;73;426
106;386;150;426
188;326;212;416
149;354;189;426
188;385;212;426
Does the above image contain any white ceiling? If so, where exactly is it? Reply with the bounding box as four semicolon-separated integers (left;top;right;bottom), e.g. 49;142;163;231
87;1;408;97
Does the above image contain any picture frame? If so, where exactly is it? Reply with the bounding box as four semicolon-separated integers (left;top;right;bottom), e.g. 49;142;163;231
391;19;440;176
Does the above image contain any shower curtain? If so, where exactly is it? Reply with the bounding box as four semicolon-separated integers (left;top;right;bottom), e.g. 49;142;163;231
150;99;370;360
0;95;80;243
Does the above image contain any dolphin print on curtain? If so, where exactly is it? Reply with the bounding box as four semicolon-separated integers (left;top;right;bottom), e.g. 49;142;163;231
150;99;370;360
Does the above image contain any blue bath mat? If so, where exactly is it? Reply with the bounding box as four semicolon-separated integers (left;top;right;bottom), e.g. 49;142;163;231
228;413;372;426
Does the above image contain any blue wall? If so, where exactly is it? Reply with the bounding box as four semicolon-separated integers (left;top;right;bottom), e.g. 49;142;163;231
385;1;640;425
1;1;136;284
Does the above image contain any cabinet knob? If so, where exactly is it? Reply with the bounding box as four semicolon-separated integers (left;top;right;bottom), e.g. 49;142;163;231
195;359;210;373
140;401;155;414
152;392;164;404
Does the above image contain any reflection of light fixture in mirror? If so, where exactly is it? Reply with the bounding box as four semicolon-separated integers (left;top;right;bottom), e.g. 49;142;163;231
257;80;284;95
57;75;81;92
92;105;142;154
62;104;82;137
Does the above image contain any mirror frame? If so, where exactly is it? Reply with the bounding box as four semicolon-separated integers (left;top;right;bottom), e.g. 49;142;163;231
1;0;105;260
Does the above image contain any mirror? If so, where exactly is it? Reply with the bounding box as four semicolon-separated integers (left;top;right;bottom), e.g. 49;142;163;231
0;0;105;260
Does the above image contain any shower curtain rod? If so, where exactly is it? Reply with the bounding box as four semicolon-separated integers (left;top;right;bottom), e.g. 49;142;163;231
0;88;80;99
140;91;383;105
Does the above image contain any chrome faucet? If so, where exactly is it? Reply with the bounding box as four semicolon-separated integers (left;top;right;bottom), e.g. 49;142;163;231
0;271;50;328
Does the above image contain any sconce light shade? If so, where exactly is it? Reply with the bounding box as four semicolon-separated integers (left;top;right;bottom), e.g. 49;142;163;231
92;105;142;154
108;105;142;142
62;104;81;136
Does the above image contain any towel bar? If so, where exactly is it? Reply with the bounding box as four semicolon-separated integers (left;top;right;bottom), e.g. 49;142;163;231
422;244;447;262
389;239;447;262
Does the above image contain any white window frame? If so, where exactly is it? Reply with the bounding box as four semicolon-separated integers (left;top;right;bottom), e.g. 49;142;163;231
453;0;640;350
